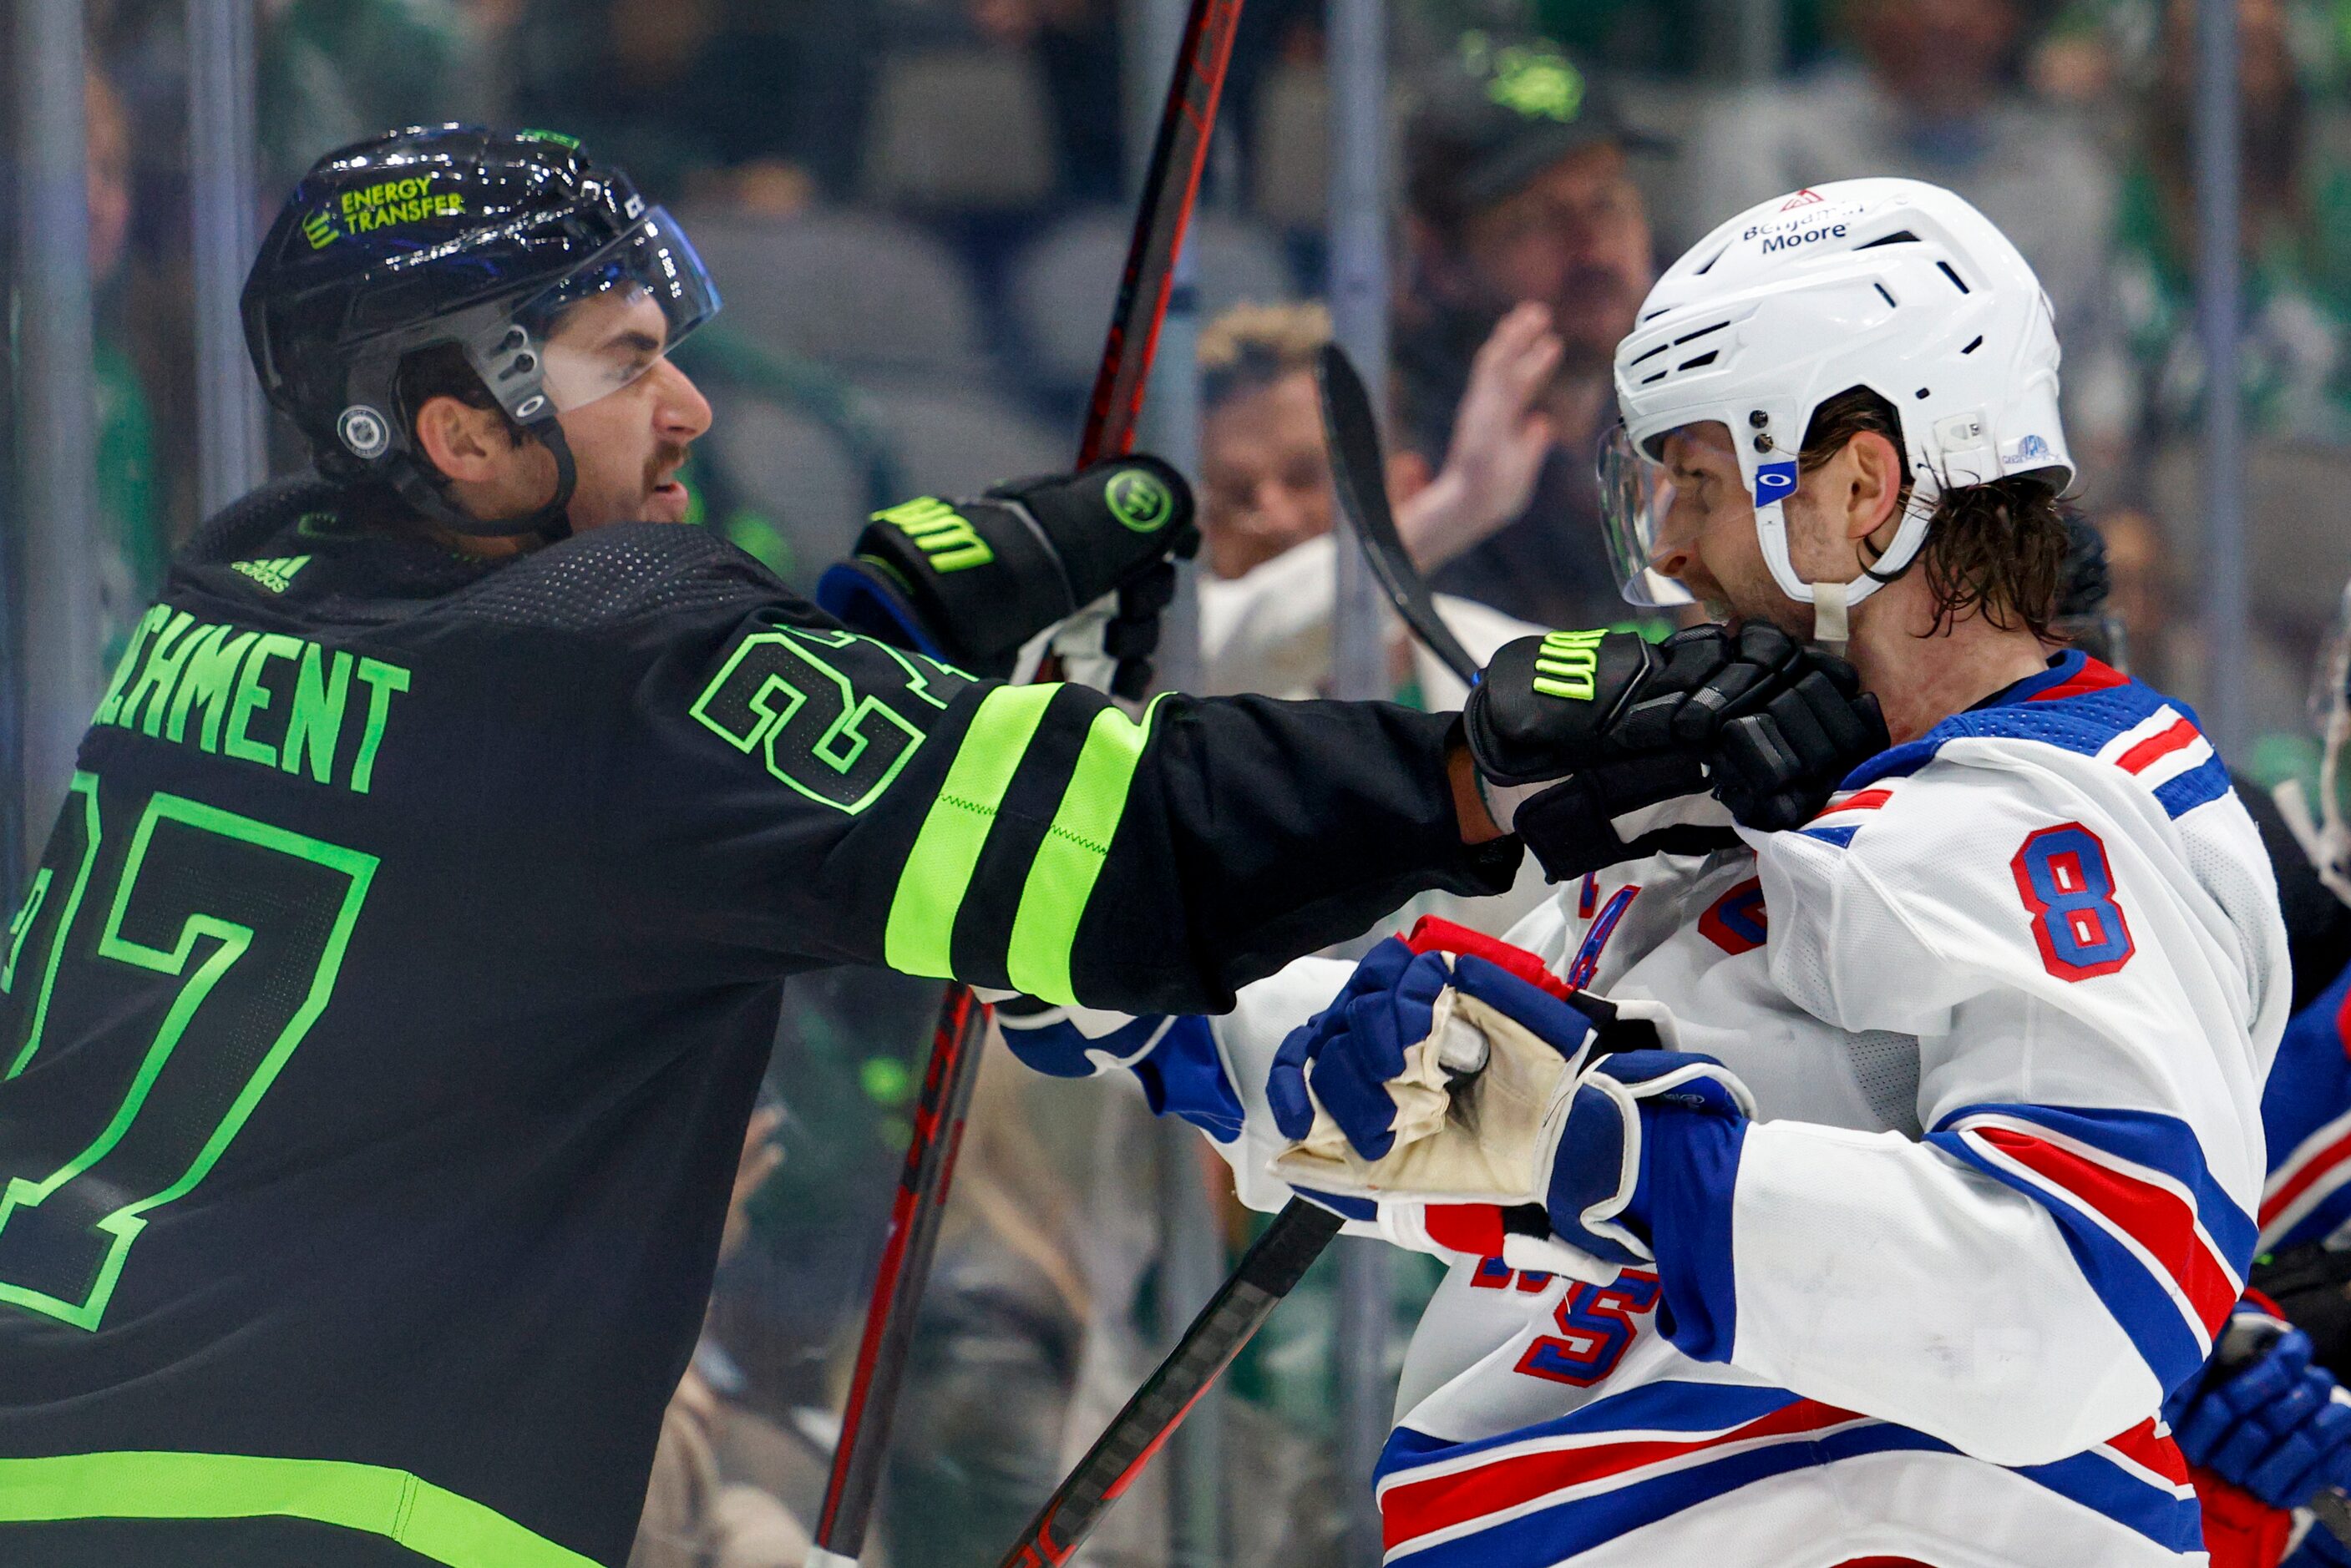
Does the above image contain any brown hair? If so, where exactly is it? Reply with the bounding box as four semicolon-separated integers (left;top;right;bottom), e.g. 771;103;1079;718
396;341;526;454
1798;386;2068;640
1197;301;1331;413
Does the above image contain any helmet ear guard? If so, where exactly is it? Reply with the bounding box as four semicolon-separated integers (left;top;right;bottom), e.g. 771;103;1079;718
308;312;578;542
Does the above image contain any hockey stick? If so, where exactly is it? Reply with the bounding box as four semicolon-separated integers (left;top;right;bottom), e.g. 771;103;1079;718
1315;342;1482;687
1080;0;1249;467
1000;1195;1344;1568
996;920;1590;1568
809;6;1247;1565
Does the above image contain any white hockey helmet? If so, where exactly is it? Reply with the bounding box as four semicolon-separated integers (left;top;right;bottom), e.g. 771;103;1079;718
1600;177;2074;644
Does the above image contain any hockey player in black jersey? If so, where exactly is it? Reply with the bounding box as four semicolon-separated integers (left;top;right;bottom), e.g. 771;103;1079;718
0;126;1881;1566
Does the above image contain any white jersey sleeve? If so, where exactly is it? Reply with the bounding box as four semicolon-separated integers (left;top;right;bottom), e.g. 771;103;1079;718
1695;681;2287;1466
1201;956;1357;1215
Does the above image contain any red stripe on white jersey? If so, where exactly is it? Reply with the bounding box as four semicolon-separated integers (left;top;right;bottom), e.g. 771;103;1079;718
1958;1120;2238;1347
2114;719;2200;776
2095;706;2214;792
2260;1104;2351;1242
1376;1399;1868;1553
1810;788;1894;822
2100;1419;2194;1496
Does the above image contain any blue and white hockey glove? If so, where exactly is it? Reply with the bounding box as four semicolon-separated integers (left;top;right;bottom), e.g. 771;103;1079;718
1538;1050;1755;1276
1265;937;1606;1161
994;998;1242;1143
2166;1311;2351;1511
1269;938;1458;1160
1264;924;1756;1288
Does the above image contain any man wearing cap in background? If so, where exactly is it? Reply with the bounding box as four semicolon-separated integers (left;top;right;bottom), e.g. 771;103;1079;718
1396;34;1668;631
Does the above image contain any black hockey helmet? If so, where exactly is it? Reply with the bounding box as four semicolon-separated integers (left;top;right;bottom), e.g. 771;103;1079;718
242;124;722;537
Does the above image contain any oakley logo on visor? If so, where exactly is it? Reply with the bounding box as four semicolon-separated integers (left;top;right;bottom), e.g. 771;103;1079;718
1754;461;1798;503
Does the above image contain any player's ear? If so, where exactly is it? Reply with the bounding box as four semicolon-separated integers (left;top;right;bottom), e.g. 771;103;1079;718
1839;429;1904;548
413;394;519;485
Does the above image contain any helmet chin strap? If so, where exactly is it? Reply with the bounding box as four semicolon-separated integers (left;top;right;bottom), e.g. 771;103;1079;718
1811;578;1852;655
1791;502;1928;657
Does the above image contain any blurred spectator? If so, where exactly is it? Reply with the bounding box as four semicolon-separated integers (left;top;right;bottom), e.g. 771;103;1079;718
1192;300;1554;704
2100;507;2171;670
86;64;165;667
886;1040;1351;1568
2064;0;2351;756
1396;37;1667;630
1688;0;2115;346
964;0;1125;204
631;1105;826;1568
2075;0;2351;465
505;1;882;203
258;0;493;191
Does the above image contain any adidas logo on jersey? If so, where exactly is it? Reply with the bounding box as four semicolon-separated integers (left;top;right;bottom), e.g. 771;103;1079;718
231;555;312;594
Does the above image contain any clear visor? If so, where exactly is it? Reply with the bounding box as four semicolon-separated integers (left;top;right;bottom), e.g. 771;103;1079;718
1597;422;1696;608
471;209;721;422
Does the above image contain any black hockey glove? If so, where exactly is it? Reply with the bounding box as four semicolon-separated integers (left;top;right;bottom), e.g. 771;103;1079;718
815;456;1199;696
2251;1242;2351;1386
1464;625;1762;880
1700;630;1889;832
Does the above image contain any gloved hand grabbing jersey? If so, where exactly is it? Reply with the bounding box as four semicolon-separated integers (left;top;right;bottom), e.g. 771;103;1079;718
1462;622;1887;880
817;456;1198;698
1265;920;1755;1287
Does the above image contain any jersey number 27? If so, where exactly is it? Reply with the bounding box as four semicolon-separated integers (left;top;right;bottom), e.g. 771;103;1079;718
0;772;375;1330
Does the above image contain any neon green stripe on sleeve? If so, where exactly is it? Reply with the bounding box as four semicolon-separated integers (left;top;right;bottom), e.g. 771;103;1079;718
0;1450;600;1568
884;683;1061;979
1005;694;1169;1006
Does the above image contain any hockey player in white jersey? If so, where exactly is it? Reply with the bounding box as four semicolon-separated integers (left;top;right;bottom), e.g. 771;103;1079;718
1002;176;2289;1568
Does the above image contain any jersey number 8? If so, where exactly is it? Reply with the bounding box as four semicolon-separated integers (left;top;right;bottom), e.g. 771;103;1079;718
2010;822;2135;982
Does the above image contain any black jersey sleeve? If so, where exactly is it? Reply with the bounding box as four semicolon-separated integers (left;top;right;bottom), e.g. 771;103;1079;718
589;547;1520;1015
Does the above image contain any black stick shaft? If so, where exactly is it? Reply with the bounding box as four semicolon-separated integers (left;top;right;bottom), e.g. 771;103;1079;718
1316;343;1482;686
1080;0;1247;465
999;1198;1344;1568
812;986;985;1562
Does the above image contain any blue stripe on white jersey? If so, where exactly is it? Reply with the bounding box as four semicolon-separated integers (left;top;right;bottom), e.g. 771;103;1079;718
1374;1378;2201;1566
1842;650;2229;822
1928;1104;2252;1395
2259;964;2351;1251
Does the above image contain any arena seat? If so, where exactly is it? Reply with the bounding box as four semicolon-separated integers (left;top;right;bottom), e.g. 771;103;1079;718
1008;207;1300;390
701;390;879;584
863;48;1059;212
677;207;988;375
858;379;1067;498
2153;439;2351;624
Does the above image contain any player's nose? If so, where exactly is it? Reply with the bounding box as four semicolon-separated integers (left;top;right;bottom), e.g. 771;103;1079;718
654;359;713;444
